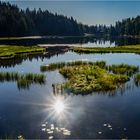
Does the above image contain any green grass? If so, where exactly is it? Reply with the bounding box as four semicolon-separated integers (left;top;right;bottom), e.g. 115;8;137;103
0;72;46;90
108;64;139;76
73;44;140;54
0;45;45;58
0;36;42;40
59;65;129;94
40;61;107;72
134;73;140;86
41;60;139;94
40;60;139;76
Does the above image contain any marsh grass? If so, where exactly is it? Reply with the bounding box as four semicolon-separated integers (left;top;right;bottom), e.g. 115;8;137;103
108;64;139;76
40;61;106;72
0;72;46;90
0;45;45;59
41;60;139;94
73;45;140;54
134;73;140;86
40;60;138;77
59;65;129;94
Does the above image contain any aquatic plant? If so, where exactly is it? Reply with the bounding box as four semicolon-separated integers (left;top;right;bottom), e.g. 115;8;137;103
134;73;140;86
0;45;45;59
59;65;129;94
108;64;139;76
40;60;140;94
40;61;107;72
73;45;140;54
0;72;46;90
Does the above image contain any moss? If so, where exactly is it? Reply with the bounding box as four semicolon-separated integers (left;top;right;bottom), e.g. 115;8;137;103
73;44;140;54
59;65;129;94
0;45;45;59
40;60;139;94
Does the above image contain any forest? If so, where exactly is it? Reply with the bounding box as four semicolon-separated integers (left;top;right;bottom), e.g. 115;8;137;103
0;2;140;37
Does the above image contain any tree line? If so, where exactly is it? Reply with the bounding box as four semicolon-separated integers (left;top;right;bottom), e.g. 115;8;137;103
110;16;140;37
0;2;140;37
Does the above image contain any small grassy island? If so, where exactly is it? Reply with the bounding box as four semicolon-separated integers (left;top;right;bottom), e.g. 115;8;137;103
60;65;129;93
73;44;140;54
40;61;139;94
0;72;46;89
0;45;45;59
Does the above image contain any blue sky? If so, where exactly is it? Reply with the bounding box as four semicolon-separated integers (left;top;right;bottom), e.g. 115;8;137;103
6;1;140;26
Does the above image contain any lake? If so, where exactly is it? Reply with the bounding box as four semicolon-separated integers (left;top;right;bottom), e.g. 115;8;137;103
1;36;140;47
0;38;140;139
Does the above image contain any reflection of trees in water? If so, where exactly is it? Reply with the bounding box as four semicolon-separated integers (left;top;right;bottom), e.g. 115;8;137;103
110;36;140;46
0;50;69;68
0;37;114;46
0;36;140;46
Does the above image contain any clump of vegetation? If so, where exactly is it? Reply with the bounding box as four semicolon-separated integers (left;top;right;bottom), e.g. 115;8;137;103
59;65;129;94
0;45;45;59
40;61;106;72
73;45;140;54
40;60;140;94
108;64;139;76
134;73;140;86
0;72;46;90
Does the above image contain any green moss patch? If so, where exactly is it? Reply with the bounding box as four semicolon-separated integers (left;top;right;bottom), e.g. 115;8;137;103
73;45;140;54
0;45;45;59
59;65;129;94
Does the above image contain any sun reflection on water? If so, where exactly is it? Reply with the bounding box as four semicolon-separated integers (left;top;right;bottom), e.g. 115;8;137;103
53;99;65;114
45;93;72;121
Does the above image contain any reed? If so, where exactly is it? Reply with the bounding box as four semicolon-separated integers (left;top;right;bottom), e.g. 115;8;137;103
0;72;46;89
134;73;140;86
73;45;140;54
40;61;107;72
108;64;139;76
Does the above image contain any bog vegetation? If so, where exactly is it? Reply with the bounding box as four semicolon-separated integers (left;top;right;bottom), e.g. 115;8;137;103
0;45;45;58
73;45;140;54
40;61;139;94
0;72;46;90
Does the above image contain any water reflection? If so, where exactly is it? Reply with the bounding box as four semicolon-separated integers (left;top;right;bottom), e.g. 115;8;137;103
45;94;71;121
51;80;140;97
0;50;70;68
40;92;73;139
1;36;140;47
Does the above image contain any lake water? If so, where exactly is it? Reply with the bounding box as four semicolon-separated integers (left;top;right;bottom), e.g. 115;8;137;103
0;38;140;139
1;36;140;47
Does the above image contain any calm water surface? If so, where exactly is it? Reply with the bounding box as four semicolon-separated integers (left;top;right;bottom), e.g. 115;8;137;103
0;51;140;139
1;36;140;47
